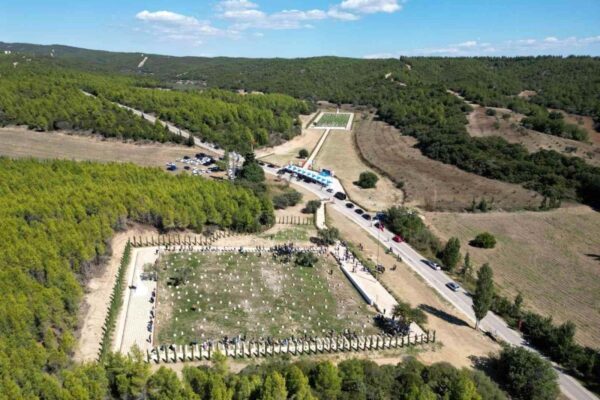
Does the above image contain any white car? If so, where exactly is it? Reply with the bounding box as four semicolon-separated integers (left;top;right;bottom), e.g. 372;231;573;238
423;260;442;270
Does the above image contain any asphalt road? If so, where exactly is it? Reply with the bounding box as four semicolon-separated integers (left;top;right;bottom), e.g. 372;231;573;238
264;166;597;400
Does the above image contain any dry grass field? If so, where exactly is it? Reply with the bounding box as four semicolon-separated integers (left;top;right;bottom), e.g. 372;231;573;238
313;114;402;212
0;127;200;166
466;106;600;167
425;206;600;347
355;115;541;211
326;206;500;368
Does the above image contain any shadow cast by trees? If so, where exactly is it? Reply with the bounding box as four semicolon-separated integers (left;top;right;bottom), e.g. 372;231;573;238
585;253;600;263
418;304;470;327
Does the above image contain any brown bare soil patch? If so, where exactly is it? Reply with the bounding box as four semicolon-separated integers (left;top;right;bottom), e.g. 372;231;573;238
326;206;500;368
424;206;600;347
313;114;402;212
466;106;600;167
0;126;204;166
355;114;540;211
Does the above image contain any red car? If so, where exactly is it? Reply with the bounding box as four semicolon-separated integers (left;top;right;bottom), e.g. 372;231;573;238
392;235;403;243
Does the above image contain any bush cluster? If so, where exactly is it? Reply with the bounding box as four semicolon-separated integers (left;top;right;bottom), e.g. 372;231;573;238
470;232;497;249
383;207;441;255
273;189;303;210
356;171;378;189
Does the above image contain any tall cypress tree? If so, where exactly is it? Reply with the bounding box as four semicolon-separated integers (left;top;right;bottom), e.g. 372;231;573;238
472;263;494;329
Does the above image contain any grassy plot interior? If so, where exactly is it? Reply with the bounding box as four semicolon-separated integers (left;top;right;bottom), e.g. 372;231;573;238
315;112;351;128
155;252;378;344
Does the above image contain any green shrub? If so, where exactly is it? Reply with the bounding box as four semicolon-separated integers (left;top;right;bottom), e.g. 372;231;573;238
317;228;340;245
383;207;441;255
302;200;321;214
470;232;496;248
272;189;303;210
295;251;318;267
298;148;309;158
356;171;378;189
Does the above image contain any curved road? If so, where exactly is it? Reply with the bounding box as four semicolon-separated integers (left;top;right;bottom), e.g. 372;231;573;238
104;98;596;400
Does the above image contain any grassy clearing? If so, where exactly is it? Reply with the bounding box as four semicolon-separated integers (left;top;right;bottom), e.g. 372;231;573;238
155;252;378;344
260;226;312;242
425;206;600;347
315;113;351;128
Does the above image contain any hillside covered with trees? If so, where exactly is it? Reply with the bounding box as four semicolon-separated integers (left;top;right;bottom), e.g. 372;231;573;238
0;56;311;152
7;45;598;207
0;157;273;397
84;80;312;153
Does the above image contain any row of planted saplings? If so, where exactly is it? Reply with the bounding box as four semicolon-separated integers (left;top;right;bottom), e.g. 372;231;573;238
98;242;132;360
146;331;436;364
276;216;313;225
130;231;234;247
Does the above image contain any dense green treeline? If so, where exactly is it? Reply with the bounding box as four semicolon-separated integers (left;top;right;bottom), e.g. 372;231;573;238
0;158;272;397
83;79;312;153
0;58;184;143
3;43;598;121
8;350;509;400
399;56;600;123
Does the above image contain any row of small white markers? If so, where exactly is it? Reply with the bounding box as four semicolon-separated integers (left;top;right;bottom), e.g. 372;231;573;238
157;253;371;339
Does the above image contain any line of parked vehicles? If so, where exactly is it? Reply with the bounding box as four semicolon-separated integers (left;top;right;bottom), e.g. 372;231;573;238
333;190;462;293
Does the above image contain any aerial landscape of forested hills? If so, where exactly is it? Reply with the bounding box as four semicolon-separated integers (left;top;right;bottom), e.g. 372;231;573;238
2;42;600;209
1;37;600;400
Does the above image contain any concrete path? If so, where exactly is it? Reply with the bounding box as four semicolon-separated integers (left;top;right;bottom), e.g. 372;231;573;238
331;244;424;336
304;128;330;168
113;247;158;353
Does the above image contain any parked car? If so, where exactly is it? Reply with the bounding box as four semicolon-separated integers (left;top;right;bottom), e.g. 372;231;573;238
392;235;403;243
423;259;442;270
355;208;364;215
362;214;372;220
183;155;190;160
166;165;177;171
184;166;191;170
334;192;347;201
195;152;206;158
267;163;275;168
346;202;354;209
446;282;461;292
